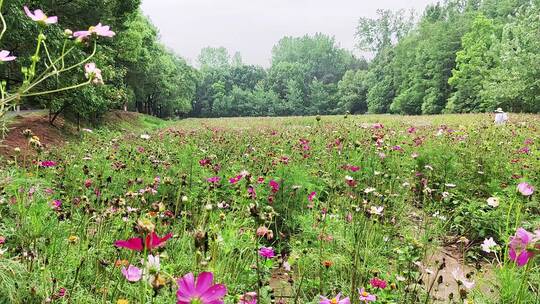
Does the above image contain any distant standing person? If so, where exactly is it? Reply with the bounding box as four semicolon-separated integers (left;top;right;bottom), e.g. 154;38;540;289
494;108;508;125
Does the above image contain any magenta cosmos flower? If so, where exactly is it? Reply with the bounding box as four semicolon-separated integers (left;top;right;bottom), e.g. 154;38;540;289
517;182;534;196
308;191;316;202
24;6;58;24
0;50;16;62
269;180;280;193
115;232;172;252
73;23;115;39
40;160;57;167
369;277;387;289
509;228;539;267
176;272;227;304
258;247;275;258
207;176;221;184
358;288;376;303
121;265;142;282
320;293;350;304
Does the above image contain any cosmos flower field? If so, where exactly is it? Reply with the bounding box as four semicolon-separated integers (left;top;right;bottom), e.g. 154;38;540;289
0;114;539;304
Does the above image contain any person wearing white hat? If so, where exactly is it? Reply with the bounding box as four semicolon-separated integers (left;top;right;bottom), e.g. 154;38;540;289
494;108;508;125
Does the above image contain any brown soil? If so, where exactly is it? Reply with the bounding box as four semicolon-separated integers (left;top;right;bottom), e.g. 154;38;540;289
418;238;498;304
0;114;73;159
270;267;294;303
102;110;142;128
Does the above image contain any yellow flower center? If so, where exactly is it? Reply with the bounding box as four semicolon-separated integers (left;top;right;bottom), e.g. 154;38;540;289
331;298;338;304
361;291;369;297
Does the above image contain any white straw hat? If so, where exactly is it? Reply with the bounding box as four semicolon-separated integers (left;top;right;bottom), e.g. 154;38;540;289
495;108;503;113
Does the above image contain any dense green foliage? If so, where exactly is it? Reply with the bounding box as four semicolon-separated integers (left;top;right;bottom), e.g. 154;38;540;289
193;0;540;117
2;0;197;124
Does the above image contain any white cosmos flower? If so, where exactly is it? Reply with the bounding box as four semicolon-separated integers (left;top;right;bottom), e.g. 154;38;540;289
140;134;151;140
486;197;499;208
481;237;498;253
369;206;384;216
364;187;376;194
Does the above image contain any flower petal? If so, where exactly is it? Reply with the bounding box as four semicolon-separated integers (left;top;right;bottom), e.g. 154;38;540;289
177;273;196;298
195;272;214;294
199;283;227;302
114;237;143;251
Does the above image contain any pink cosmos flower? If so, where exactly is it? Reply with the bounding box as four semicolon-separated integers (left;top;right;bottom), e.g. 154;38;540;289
320;293;350;304
114;232;172;252
517;182;534;196
257;177;265;184
84;63;103;84
0;236;5;244
176;272;227;304
121;265;142;282
199;158;211;166
0;50;16;62
40;160;57;167
372;123;384;129
342;164;360;172
258;247;275;258
256;226;270;237
84;179;92;188
509;228;538;267
207;176;221;184
269;180;280;193
50;199;62;210
24;6;58;24
239;292;257;304
369;277;387;289
73;23;115;39
358;288;376;302
229;175;243;184
308;191;316;202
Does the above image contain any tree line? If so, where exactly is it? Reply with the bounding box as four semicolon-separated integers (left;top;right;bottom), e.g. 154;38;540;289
193;0;540;117
3;0;539;124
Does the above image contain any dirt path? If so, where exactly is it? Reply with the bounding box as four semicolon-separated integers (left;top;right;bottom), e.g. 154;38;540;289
420;244;497;303
270;268;294;303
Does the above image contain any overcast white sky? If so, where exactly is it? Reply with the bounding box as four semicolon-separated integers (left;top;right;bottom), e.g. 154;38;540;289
141;0;437;67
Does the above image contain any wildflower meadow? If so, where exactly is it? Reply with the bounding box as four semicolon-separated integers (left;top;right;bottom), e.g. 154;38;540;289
1;113;539;304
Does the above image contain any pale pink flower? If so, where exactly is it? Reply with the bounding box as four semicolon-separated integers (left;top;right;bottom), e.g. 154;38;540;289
358;288;376;302
320;293;350;304
121;265;142;282
74;23;115;39
84;63;103;84
24;6;58;24
0;50;16;62
517;182;534;196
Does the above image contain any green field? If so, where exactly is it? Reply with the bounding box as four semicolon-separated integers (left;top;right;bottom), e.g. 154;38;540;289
0;113;539;304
